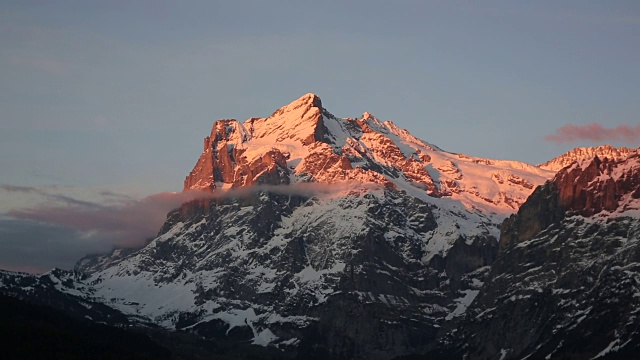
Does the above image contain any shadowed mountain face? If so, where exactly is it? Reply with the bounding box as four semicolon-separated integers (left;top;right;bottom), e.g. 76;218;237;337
430;153;640;360
0;294;171;360
1;94;638;359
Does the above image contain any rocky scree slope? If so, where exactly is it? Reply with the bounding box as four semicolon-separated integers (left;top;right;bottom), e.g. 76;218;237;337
432;152;640;360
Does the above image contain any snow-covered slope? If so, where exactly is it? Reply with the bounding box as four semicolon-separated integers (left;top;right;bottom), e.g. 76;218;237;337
538;144;638;172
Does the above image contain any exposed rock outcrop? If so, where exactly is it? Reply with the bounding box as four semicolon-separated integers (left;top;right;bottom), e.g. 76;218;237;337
432;151;640;360
555;154;640;216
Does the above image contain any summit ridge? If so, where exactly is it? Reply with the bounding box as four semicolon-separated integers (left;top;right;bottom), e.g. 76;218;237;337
538;144;638;172
184;93;554;216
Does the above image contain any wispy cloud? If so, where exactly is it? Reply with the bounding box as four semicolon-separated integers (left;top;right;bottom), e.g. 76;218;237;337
545;122;640;144
7;190;209;248
4;182;375;250
0;182;380;273
1;184;106;209
0;184;49;193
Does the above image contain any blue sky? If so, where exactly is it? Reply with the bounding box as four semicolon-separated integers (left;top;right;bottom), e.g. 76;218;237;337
2;1;639;194
1;1;639;271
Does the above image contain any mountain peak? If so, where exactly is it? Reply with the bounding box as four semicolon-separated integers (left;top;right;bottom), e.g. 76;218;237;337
269;93;322;118
298;92;322;107
362;111;374;120
183;94;555;216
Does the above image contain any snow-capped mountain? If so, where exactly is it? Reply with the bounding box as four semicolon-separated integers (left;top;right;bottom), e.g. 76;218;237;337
433;151;640;359
538;144;638;172
72;93;559;359
183;93;552;215
2;93;635;359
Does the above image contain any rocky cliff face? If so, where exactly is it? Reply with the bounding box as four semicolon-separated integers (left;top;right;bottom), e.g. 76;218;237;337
433;152;640;360
555;154;640;216
183;119;289;190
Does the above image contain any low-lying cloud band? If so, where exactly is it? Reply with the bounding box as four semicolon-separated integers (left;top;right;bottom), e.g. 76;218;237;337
0;182;376;272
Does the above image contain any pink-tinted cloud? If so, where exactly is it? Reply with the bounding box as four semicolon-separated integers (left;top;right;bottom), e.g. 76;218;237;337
545;122;640;144
7;190;212;248
5;182;378;249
